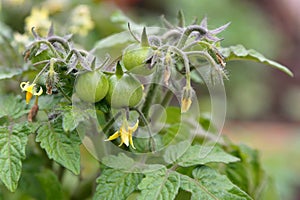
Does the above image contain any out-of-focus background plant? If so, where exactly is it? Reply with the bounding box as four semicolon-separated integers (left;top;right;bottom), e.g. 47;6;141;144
0;0;299;199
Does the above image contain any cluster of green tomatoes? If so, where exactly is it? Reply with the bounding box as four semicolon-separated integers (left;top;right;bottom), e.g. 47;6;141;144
75;45;153;108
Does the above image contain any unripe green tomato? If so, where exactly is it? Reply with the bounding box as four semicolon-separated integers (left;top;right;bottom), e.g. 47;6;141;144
106;74;143;108
75;70;109;103
122;46;155;75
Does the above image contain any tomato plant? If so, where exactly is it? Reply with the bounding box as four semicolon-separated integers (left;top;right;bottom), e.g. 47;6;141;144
0;4;293;200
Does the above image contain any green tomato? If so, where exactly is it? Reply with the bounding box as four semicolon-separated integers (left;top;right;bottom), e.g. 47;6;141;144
75;70;109;103
106;74;143;108
122;46;155;75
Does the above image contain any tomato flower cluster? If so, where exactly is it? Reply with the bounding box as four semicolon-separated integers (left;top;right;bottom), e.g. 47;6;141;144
21;12;229;149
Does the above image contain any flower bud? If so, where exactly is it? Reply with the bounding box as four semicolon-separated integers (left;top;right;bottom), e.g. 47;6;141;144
181;86;193;113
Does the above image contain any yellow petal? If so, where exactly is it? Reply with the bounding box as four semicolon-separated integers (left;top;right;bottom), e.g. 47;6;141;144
105;131;120;141
34;86;43;96
20;81;28;90
181;98;192;113
25;84;35;93
120;129;129;147
129;134;136;149
118;140;124;147
26;91;33;104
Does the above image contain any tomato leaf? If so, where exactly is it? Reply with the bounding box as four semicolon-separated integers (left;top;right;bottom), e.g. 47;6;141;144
137;168;180;200
102;153;135;170
36;121;81;175
0;126;28;192
224;144;280;199
220;45;293;76
0;95;28;120
177;145;240;167
180;166;253;200
163;140;190;164
0;68;23;80
93;168;143;200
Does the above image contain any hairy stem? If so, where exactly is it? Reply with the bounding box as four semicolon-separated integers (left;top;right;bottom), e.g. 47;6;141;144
131;107;156;152
141;71;163;119
176;25;207;49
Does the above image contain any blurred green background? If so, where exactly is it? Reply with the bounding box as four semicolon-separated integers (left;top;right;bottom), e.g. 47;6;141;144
0;0;299;199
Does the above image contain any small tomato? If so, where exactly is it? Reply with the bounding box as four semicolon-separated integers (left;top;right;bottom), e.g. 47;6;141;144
75;70;109;103
106;74;143;108
121;46;155;75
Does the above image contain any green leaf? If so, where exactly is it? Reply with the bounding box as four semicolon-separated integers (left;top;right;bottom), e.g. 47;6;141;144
62;110;78;132
102;153;135;170
224;144;277;199
180;166;253;200
177;145;240;167
36;121;81;175
163;141;190;164
36;169;64;200
0;68;23;80
137;169;180;200
220;45;293;76
0;95;27;120
62;106;97;132
0;126;28;192
92;31;135;53
111;10;142;30
94;168;143;200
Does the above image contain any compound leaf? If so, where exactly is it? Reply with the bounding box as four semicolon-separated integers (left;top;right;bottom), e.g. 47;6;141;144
0;95;27;120
137;169;180;200
221;45;293;76
177;145;240;167
94;168;143;200
180;166;252;200
36;121;81;175
0;126;28;192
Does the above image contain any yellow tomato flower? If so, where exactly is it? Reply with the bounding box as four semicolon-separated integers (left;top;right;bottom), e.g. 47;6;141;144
106;120;139;149
20;82;43;104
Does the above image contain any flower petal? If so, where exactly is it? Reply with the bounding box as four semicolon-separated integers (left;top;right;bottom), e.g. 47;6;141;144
26;91;33;104
129;134;136;149
120;130;129;147
20;81;28;90
34;86;43;96
105;131;120;141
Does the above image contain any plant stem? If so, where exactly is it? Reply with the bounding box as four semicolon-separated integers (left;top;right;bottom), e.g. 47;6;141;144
131;107;156;152
35;40;62;58
141;71;163;119
55;82;72;103
32;62;50;84
176;25;207;49
102;111;122;134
